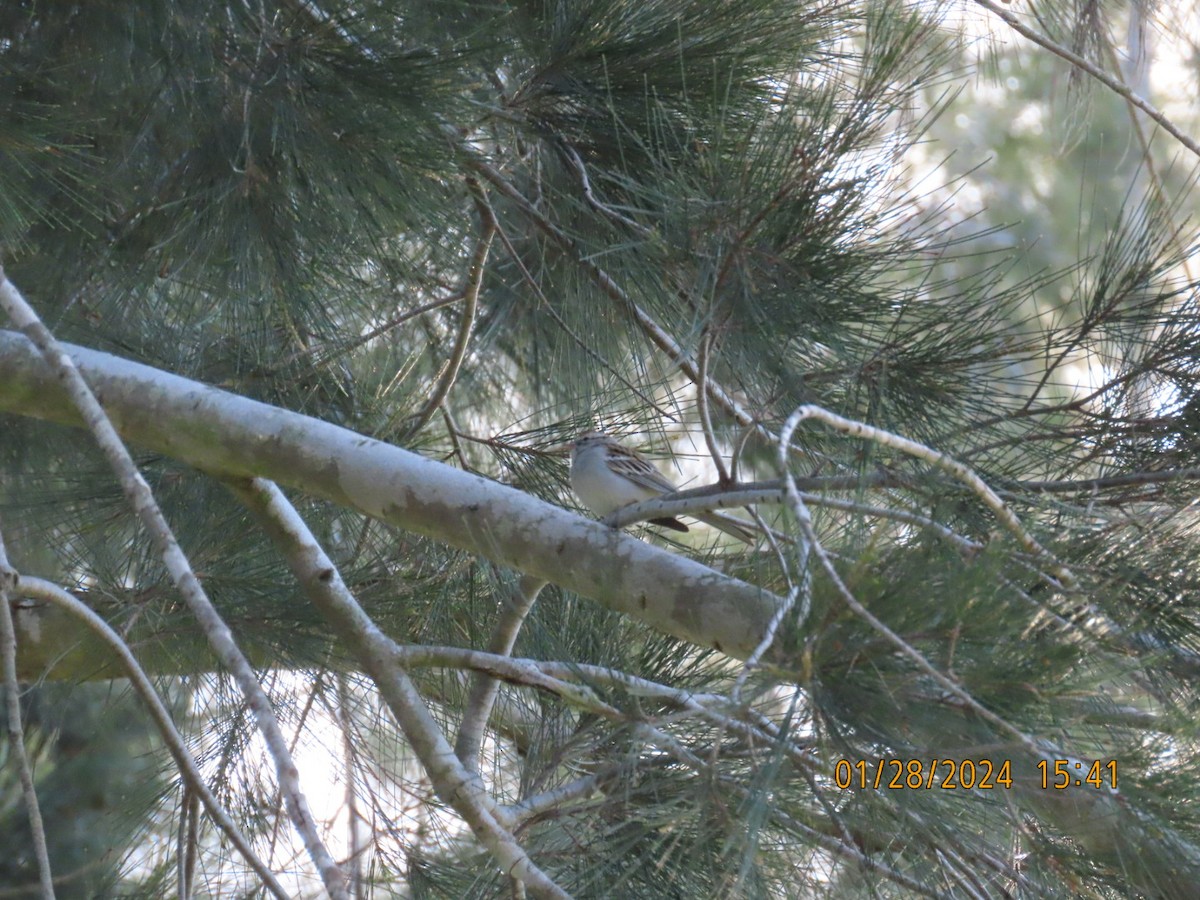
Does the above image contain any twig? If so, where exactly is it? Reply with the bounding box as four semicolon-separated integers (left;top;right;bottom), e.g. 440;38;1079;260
185;787;199;899
777;406;1047;754
735;502;807;706
606;482;983;554
468;157;763;433
559;142;652;237
334;675;365;900
789;405;1077;588
0;531;55;900
0;269;341;899
734;581;800;701
935;845;991;900
406;182;496;438
231;0;269;178
14;577;291;899
601;466;1200;501
507;768;620;826
176;786;189;900
696;330;730;484
455;573;547;774
388;648;816;773
439;404;473;470
1016;467;1200;493
728;423;756;483
971;0;1200;160
176;785;199;900
487;202;673;419
229;477;570;900
285;290;467;371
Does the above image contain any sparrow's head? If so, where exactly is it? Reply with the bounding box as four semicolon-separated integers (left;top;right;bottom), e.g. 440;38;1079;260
572;431;609;446
570;431;610;460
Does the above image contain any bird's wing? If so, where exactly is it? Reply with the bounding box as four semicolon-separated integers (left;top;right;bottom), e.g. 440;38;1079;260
608;453;678;495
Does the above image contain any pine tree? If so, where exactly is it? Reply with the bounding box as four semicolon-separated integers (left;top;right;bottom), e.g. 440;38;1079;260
2;1;1199;897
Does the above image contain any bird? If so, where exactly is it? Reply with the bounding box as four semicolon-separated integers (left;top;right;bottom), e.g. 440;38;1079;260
569;431;754;543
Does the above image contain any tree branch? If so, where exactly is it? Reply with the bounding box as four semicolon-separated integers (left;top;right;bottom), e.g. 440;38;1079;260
404;182;496;438
696;330;730;484
971;0;1200;160
455;573;547;774
790;404;1076;588
13;577;290;900
605;482;984;553
777;407;1039;752
0;534;55;900
0;271;346;900
0;328;782;661
229;477;570;900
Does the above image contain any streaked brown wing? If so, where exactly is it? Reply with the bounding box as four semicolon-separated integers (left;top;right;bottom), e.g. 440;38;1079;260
612;458;678;495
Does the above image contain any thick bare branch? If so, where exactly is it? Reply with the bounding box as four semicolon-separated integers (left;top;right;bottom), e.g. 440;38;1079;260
0;328;781;661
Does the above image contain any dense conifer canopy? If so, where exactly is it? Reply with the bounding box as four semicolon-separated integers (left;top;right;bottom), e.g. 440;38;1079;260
2;1;1199;896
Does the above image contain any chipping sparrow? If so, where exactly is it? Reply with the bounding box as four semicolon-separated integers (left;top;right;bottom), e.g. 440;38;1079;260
570;431;754;543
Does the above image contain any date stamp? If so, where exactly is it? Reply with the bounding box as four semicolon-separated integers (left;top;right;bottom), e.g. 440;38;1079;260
834;758;1118;791
835;758;1013;790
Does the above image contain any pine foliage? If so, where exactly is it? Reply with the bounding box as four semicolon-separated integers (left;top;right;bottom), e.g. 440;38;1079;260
2;0;1200;897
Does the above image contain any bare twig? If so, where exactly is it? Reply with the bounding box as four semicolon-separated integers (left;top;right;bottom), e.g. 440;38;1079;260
334;675;365;900
286;290;467;371
971;0;1200;160
385;648;814;773
440;405;472;470
734;581;800;699
789;405;1077;588
559;142;652;237
606;482;983;554
455;573;547;774
0;270;341;898
0;530;55;900
777;407;1048;754
406;183;496;438
608;466;1200;502
507;768;621;825
734;503;806;706
1020;467;1200;493
696;330;730;484
14;577;290;899
176;785;199;900
487;202;673;419
728;423;757;483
